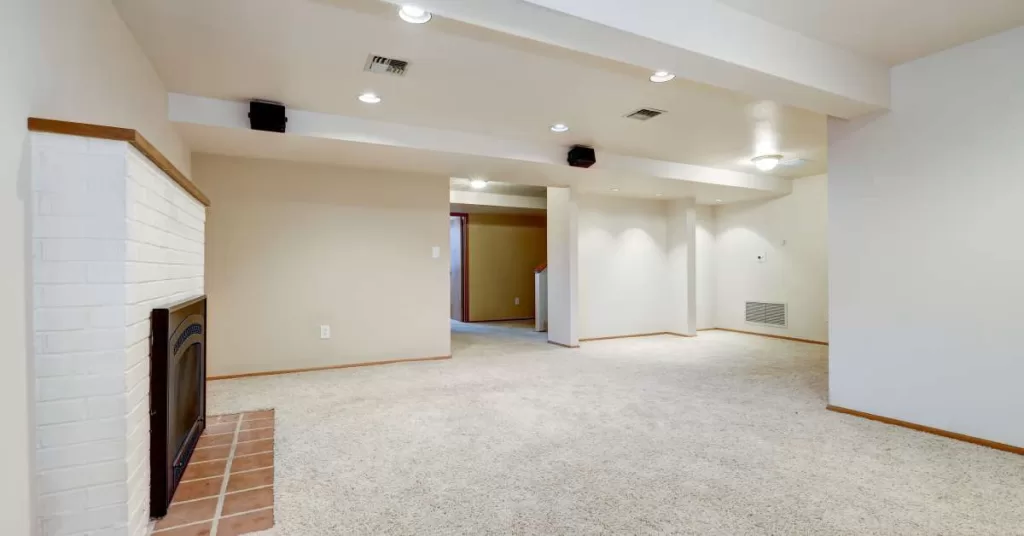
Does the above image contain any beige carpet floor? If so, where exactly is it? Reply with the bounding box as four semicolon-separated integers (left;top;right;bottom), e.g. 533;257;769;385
208;323;1024;535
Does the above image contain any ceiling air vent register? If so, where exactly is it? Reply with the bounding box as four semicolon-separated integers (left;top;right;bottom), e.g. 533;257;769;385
364;55;409;77
745;302;787;328
625;108;666;121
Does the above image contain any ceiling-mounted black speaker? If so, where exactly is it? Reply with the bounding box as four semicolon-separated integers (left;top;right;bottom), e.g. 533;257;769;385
567;145;596;168
248;100;287;133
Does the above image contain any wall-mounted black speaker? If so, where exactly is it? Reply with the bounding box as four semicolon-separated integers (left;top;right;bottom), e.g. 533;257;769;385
248;100;287;133
567;145;596;168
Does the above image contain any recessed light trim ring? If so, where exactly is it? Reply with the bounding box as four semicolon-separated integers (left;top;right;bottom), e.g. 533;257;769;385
650;70;676;83
358;92;381;104
399;5;432;23
752;154;783;171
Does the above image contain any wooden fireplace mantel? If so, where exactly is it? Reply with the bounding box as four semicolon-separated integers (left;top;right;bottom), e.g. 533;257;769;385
27;117;211;207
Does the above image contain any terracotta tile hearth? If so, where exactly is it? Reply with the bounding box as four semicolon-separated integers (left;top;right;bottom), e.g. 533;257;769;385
154;410;276;536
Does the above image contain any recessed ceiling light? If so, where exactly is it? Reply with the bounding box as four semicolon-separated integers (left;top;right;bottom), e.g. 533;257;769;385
649;71;675;83
550;123;569;133
716;199;723;203
398;5;432;24
611;188;620;192
470;179;487;189
358;92;381;104
655;193;663;197
752;154;783;172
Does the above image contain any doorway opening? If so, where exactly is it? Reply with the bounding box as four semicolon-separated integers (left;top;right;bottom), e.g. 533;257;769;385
448;210;549;355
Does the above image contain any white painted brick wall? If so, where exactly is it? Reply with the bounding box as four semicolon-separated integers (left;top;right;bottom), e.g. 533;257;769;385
124;147;205;536
31;134;205;536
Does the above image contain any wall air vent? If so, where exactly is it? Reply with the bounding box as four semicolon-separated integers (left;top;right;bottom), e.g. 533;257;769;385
625;108;666;121
745;302;787;327
364;55;409;77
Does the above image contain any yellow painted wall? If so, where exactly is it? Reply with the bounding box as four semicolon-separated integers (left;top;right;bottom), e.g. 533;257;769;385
467;214;546;322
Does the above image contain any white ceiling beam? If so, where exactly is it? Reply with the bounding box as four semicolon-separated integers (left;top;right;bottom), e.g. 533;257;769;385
450;191;546;210
169;93;789;195
380;0;889;118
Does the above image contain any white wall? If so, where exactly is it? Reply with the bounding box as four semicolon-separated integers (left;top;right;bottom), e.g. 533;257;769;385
578;195;669;339
577;195;704;340
194;155;450;377
35;0;190;175
1;0;39;533
714;175;828;342
31;134;205;535
546;188;579;346
695;206;716;330
829;26;1024;447
575;194;704;340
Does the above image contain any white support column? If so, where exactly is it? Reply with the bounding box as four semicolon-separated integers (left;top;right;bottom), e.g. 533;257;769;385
667;198;697;336
546;187;578;347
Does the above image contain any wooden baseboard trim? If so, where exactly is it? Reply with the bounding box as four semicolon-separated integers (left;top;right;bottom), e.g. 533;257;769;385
826;405;1023;456
580;332;668;342
27;118;211;206
581;331;697;342
209;355;451;380
711;328;828;346
547;340;579;349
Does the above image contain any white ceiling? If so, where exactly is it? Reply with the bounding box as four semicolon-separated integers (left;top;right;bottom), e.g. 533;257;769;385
717;0;1024;65
114;0;826;178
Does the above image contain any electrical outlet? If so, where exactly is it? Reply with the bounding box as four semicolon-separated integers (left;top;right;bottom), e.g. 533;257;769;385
515;297;520;306
320;325;331;339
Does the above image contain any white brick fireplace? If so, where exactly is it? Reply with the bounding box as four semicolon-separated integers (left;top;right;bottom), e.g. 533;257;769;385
31;132;206;535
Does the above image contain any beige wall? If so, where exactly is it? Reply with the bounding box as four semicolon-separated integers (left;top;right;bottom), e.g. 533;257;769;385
35;0;191;175
1;0;38;533
467;214;546;322
194;155;451;377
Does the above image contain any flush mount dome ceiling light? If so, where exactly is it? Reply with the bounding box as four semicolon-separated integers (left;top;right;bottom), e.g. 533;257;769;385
398;5;432;23
358;92;381;104
550;123;569;133
752;154;783;172
649;71;675;83
470;179;488;189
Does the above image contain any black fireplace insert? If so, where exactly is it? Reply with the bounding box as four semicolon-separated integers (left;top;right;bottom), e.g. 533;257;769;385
150;295;207;518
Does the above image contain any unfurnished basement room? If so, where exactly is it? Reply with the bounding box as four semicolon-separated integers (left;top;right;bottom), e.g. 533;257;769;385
3;1;1024;535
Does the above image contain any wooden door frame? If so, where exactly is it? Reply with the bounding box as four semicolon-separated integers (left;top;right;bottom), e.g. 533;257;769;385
450;212;470;322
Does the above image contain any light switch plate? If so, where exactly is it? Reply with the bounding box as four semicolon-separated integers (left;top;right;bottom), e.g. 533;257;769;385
431;246;440;259
320;325;331;339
